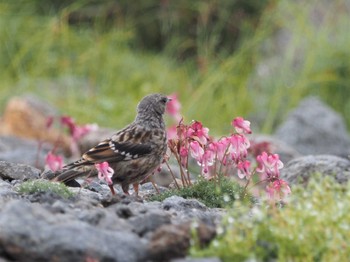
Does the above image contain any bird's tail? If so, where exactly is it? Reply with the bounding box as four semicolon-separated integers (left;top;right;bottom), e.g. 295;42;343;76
51;168;89;183
40;167;93;185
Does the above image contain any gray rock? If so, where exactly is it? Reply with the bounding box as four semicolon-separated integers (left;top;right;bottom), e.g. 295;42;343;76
171;258;221;262
0;160;225;262
0;179;19;201
0;161;41;181
129;211;171;236
162;196;207;212
281;155;350;185
161;196;222;226
148;222;216;262
147;223;191;262
76;208;134;232
0;136;51;169
0;200;147;262
275;97;350;157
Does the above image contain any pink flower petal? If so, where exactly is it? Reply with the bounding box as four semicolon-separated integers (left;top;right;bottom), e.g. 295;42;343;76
232;117;252;134
45;152;64;172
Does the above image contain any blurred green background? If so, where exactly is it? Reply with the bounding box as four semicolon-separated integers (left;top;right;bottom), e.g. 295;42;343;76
1;0;349;135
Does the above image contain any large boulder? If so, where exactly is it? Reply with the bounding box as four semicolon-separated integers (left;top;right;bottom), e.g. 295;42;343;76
275;97;350;157
281;155;350;185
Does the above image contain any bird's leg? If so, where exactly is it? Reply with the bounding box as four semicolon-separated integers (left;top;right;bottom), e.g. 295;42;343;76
147;175;160;194
133;183;139;196
108;184;116;195
122;184;130;195
151;180;160;194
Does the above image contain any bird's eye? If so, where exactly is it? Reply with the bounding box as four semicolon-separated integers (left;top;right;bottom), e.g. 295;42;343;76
160;97;168;104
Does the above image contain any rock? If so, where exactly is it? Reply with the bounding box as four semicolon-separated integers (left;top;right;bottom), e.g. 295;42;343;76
129;211;171;236
76;208;134;232
0;159;224;261
161;196;222;226
0;200;148;262
275;97;350;157
281;155;350;185
147;223;192;262
0;161;41;181
171;258;222;262
0;95;71;153
0;136;51;169
148;222;216;262
0;179;19;201
162;196;207;212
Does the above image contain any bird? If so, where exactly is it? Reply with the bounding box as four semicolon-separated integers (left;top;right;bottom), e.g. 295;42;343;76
51;93;170;195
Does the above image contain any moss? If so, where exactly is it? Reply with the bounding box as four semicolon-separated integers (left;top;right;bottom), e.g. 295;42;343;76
17;179;74;199
148;177;253;208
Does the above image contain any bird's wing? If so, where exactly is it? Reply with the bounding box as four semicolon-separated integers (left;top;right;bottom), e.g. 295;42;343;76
64;125;153;169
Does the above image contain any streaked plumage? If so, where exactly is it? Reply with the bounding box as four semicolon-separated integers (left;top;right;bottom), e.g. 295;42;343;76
51;93;170;195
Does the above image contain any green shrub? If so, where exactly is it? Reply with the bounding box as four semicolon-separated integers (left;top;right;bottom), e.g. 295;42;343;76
191;176;350;261
17;179;74;199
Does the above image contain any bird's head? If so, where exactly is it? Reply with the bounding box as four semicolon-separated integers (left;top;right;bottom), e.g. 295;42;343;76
137;93;171;116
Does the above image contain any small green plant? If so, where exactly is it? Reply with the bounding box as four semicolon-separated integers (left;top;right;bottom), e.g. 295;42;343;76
17;179;74;199
148;176;251;208
191;176;350;261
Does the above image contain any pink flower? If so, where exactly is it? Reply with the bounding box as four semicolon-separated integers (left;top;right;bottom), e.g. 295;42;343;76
189;141;215;175
232;117;252;134
187;121;210;145
209;138;230;165
179;146;189;167
60;116;75;131
266;179;291;200
189;141;204;162
180;146;189;157
166;93;182;122
61;116;97;141
229;134;250;162
45;152;64;172
71;124;98;141
201;149;215;174
256;152;284;181
237;160;251;179
95;162;114;185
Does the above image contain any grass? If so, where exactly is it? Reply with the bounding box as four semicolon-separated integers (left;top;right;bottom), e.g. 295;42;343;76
191;176;350;261
1;1;350;135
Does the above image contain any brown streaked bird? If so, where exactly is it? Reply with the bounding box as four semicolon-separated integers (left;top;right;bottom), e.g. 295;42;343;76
51;93;170;195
